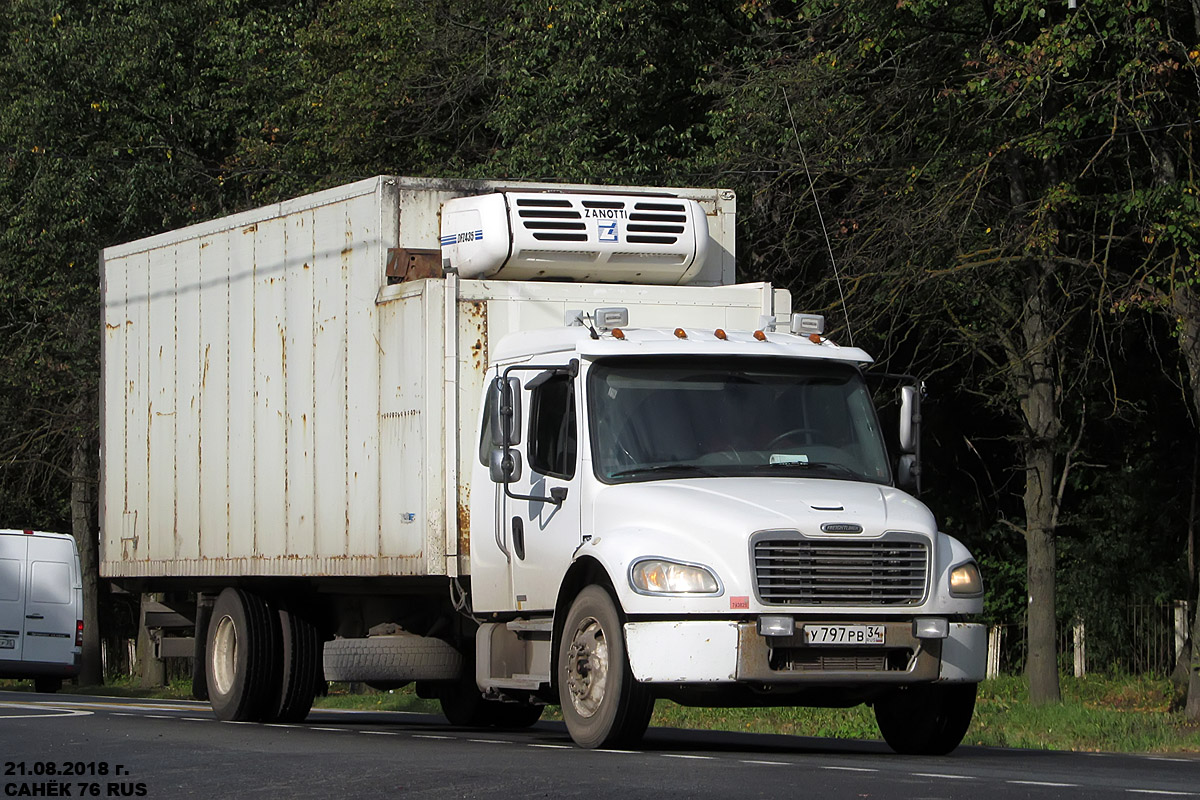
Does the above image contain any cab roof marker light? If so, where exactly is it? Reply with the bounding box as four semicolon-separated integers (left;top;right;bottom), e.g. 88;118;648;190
753;330;768;341
611;328;626;340
714;329;727;340
809;333;823;344
674;328;687;339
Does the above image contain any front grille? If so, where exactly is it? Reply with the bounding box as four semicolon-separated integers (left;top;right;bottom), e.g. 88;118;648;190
752;534;928;606
767;647;914;673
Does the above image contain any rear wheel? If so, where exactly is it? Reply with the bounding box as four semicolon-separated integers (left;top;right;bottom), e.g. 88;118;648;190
874;682;977;755
557;586;653;749
206;588;280;721
266;603;321;723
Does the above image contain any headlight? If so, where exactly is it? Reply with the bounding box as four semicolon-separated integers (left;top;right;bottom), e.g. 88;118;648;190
949;561;983;596
629;559;720;595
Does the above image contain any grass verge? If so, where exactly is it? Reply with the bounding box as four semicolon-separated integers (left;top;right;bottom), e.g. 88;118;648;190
5;674;1199;753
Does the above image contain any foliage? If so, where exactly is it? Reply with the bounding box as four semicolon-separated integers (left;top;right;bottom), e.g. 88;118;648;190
0;0;1197;700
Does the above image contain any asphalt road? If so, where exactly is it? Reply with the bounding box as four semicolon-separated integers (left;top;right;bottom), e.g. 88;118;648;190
1;690;1197;799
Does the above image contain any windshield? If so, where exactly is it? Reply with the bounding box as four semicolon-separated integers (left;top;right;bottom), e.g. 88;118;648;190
587;356;891;485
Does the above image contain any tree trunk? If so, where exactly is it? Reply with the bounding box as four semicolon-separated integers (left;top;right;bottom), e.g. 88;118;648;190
1020;264;1062;705
70;419;103;686
1170;284;1200;720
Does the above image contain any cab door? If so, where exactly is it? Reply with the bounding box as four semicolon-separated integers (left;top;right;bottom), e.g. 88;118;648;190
502;368;582;613
0;533;26;662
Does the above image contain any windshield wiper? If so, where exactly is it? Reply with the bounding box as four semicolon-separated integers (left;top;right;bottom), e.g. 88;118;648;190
767;460;858;478
608;464;720;480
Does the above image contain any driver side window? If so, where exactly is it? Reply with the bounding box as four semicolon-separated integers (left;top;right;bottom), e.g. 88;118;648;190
528;375;577;480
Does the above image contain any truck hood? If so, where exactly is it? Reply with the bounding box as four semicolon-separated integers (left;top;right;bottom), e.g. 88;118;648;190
590;477;936;539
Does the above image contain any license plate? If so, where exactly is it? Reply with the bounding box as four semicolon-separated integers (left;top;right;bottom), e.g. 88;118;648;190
0;638;14;649
803;624;885;646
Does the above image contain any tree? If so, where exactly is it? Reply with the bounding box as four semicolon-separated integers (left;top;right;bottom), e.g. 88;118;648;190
0;0;312;682
699;0;1199;703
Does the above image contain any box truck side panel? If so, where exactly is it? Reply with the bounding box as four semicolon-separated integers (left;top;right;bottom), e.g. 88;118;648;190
346;196;388;567
101;177;441;578
176;239;202;563
227;219;257;562
197;230;231;563
284;211;317;560
254;214;288;560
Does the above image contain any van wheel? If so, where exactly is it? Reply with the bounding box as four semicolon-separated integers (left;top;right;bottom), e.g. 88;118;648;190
206;588;280;721
265;604;320;723
557;586;653;749
874;683;977;755
33;677;61;694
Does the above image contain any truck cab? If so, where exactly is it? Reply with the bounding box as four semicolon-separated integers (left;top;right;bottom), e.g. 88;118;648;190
464;313;985;752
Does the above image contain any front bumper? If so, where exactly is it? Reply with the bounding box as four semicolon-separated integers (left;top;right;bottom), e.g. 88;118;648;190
624;620;986;685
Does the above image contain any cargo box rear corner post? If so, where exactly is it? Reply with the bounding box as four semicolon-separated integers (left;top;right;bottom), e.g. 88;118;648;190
100;176;986;752
0;529;84;693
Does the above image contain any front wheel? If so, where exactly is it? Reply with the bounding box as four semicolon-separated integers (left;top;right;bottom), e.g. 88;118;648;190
873;682;977;755
557;586;653;749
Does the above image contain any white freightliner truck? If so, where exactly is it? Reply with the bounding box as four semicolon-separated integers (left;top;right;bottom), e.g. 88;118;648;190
100;176;985;753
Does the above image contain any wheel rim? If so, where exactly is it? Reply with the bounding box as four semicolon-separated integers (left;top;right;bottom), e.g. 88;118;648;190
565;615;609;719
210;614;238;697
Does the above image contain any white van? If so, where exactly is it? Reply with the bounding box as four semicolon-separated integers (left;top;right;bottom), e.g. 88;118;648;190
0;529;83;692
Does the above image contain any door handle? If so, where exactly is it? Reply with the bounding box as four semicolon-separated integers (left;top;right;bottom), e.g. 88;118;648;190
26;614;44;620
512;516;525;561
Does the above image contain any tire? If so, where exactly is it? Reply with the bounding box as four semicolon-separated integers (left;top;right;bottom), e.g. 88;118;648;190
206;588;281;722
33;677;61;694
323;634;462;683
437;676;543;729
557;586;653;749
191;594;214;702
874;682;977;755
265;603;321;723
488;701;544;729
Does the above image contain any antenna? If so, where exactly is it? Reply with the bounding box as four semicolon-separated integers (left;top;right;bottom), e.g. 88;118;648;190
783;90;856;347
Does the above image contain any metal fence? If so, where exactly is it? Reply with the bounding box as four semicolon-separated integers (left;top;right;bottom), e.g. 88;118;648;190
986;601;1191;678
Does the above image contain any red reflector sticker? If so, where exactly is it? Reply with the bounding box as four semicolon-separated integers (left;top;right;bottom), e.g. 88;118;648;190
730;596;749;610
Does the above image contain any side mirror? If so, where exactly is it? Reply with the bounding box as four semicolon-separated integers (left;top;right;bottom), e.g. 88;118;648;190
898;384;920;454
491;376;522;447
489;448;523;483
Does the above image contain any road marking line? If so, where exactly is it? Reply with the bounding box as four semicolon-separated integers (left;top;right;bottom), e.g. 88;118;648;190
822;766;877;773
413;734;454;740
468;739;508;744
1008;781;1077;788
0;703;93;720
264;723;304;728
594;749;639;754
1126;791;1199;797
662;754;714;760
145;714;173;719
1148;758;1195;764
911;773;975;780
360;731;399;736
740;760;787;766
529;744;572;750
308;726;349;732
181;717;210;722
